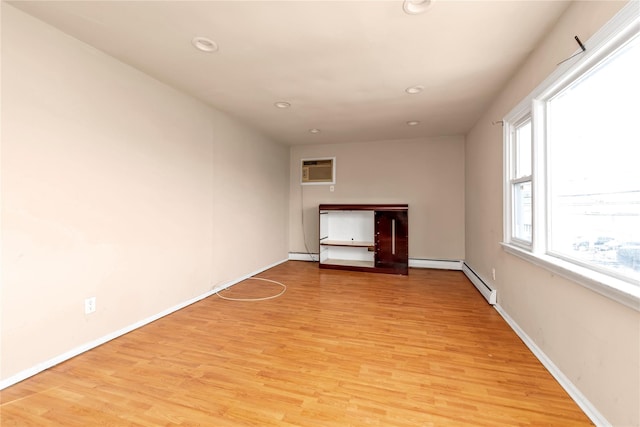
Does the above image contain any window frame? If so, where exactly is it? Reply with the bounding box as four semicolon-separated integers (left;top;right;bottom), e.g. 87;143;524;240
501;2;640;311
505;114;534;249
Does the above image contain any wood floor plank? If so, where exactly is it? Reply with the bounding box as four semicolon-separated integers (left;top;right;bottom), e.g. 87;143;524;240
1;261;592;426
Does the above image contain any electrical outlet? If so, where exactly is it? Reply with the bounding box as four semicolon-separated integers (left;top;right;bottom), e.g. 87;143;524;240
84;297;96;314
330;185;335;192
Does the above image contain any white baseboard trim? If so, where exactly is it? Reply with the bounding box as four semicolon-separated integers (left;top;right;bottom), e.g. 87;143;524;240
494;304;610;427
461;262;497;305
288;252;319;262
0;258;288;391
409;258;463;270
289;253;463;271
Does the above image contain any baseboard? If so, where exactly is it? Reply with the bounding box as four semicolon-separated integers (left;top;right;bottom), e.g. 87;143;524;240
288;252;319;262
288;253;463;271
0;258;288;391
409;258;463;270
494;304;610;427
461;262;497;305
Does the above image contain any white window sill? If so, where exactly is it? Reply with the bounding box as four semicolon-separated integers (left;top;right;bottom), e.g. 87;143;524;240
501;243;640;312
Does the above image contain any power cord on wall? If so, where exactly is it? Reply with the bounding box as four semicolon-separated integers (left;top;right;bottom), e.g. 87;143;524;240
300;177;318;262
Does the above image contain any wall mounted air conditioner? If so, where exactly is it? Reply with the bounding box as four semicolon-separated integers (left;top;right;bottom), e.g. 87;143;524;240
301;157;335;185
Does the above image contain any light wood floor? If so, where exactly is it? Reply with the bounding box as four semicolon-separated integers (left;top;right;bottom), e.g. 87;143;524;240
1;261;592;426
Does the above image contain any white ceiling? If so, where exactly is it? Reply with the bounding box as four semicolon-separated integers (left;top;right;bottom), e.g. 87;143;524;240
9;0;572;145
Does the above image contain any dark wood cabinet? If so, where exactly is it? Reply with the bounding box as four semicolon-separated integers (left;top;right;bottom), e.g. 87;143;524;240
374;209;409;273
319;204;408;275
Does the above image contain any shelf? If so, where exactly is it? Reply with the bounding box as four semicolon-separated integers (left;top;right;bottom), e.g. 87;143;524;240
320;239;375;248
319;203;408;211
322;259;374;268
319;204;408;275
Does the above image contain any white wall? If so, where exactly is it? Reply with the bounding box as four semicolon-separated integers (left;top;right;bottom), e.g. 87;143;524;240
3;1;638;424
289;137;465;261
464;1;639;425
1;4;288;382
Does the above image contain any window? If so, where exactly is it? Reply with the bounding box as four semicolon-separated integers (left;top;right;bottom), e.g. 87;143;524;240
547;36;640;282
503;3;640;309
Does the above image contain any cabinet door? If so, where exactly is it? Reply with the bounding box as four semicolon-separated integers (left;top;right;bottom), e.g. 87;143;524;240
374;210;408;273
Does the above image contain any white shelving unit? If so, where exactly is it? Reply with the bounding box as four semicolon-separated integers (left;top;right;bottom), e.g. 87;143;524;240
319;204;409;275
319;209;375;268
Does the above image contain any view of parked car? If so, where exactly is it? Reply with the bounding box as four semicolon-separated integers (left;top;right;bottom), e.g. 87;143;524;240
593;236;616;251
572;237;590;251
572;236;618;251
617;242;640;269
571;236;640;272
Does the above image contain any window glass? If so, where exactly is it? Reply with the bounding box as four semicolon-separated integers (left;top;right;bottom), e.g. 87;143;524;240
547;35;640;282
515;120;532;179
510;118;533;244
513;181;533;243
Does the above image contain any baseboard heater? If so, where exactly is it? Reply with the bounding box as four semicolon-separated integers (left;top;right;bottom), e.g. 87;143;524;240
462;262;497;305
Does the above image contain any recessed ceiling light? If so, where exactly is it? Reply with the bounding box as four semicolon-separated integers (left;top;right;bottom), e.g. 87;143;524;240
309;129;321;134
192;36;218;53
407;121;421;126
274;101;291;109
405;85;424;94
403;0;433;15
